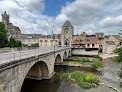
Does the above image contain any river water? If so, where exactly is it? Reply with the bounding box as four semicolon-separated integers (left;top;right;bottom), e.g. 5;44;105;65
21;58;122;92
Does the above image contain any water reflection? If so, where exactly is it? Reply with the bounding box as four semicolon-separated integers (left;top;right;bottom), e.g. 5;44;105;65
21;76;85;92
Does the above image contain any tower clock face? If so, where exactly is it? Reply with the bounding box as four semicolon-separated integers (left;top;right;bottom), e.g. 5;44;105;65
64;28;69;39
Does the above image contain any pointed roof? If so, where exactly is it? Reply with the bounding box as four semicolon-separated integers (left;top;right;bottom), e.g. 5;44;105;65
4;11;7;14
62;20;73;27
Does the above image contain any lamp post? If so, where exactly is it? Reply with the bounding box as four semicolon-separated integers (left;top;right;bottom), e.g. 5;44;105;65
52;31;55;58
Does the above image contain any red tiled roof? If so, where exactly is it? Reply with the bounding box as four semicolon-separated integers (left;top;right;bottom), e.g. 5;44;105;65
95;32;104;35
86;37;99;44
112;35;120;40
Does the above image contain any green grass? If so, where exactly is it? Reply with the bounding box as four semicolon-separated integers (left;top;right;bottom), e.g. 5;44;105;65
63;61;102;69
68;56;90;62
71;71;100;89
55;71;100;89
91;61;101;69
94;55;100;58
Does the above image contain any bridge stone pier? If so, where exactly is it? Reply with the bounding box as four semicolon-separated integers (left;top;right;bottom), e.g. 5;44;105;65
0;47;71;92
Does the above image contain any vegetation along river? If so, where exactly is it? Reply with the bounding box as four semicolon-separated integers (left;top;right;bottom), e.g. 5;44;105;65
21;57;122;92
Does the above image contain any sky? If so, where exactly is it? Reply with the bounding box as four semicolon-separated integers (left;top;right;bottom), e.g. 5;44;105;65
0;0;122;35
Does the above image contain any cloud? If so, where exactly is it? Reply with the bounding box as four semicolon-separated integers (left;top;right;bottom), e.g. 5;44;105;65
0;0;121;35
99;15;122;28
14;0;45;13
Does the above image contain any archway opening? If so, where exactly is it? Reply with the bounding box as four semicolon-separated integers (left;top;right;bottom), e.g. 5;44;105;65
55;54;61;64
99;45;103;53
63;51;67;60
21;61;49;92
65;39;69;47
68;50;71;56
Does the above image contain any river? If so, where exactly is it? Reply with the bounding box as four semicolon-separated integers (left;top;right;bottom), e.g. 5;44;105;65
21;58;122;92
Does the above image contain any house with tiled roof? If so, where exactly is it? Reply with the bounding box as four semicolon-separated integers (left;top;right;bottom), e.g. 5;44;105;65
71;32;99;55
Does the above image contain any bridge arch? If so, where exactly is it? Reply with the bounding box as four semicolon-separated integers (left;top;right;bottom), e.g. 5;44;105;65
63;51;67;60
26;61;49;79
55;54;62;64
68;50;71;56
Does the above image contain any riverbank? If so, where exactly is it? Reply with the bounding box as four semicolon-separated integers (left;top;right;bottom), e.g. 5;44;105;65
99;53;118;59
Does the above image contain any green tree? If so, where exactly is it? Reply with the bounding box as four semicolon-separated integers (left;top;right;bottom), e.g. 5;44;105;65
9;37;22;47
9;37;16;47
15;40;22;47
29;43;39;47
114;30;122;62
0;22;8;48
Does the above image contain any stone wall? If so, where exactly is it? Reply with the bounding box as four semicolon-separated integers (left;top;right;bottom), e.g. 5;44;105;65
72;48;98;55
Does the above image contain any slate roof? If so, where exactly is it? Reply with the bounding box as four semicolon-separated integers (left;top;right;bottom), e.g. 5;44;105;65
62;20;73;27
106;41;115;45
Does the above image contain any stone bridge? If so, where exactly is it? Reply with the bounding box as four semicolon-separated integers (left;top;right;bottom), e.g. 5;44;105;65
0;47;71;92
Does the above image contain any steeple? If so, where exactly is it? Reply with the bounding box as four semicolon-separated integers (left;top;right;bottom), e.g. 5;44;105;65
62;20;73;27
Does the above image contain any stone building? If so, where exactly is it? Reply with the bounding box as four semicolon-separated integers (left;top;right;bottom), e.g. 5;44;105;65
15;34;42;46
61;20;74;47
71;32;99;55
2;11;21;38
39;34;61;48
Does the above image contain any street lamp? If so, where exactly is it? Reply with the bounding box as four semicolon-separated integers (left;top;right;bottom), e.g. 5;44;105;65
52;31;55;58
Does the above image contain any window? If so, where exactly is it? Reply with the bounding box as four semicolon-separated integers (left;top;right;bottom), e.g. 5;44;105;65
40;40;43;43
27;36;32;38
50;40;53;43
92;44;94;48
45;40;48;43
55;40;57;42
28;39;31;42
87;44;90;48
22;39;25;42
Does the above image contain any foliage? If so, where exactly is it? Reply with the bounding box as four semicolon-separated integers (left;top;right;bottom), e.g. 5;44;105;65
91;61;101;69
68;56;90;62
119;68;122;78
0;22;8;48
62;74;70;80
78;82;91;89
28;43;39;47
9;37;22;47
94;55;100;58
55;72;63;77
15;40;22;47
120;82;122;88
71;71;100;89
114;30;122;62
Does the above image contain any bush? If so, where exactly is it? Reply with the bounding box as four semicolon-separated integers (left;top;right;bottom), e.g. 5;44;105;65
119;68;122;78
78;82;90;89
71;71;100;89
85;73;100;84
91;61;101;69
62;74;69;80
94;55;100;58
55;72;63;77
120;82;122;88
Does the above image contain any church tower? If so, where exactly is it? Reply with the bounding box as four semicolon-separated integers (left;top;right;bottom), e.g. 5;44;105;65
61;20;74;47
2;11;10;33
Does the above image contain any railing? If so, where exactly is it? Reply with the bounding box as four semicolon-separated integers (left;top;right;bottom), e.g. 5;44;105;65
0;47;71;65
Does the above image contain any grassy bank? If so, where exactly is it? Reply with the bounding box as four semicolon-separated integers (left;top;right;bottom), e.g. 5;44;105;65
55;71;100;89
63;61;101;69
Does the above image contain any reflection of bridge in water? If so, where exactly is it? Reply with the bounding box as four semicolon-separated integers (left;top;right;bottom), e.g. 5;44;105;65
0;47;71;92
